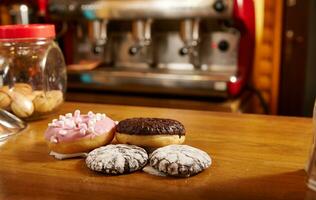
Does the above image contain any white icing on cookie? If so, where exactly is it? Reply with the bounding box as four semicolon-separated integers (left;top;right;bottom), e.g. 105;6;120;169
149;145;211;177
142;165;166;177
86;144;148;175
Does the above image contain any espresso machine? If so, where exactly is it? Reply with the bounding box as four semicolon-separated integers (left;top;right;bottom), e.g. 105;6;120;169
48;0;255;98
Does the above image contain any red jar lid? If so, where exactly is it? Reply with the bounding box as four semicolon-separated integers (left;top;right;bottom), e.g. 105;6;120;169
0;24;55;39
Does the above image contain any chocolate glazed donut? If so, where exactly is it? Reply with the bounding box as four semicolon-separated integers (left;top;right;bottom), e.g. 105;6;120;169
115;118;186;148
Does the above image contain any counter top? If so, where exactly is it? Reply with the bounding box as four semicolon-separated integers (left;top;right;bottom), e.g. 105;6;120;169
0;102;313;199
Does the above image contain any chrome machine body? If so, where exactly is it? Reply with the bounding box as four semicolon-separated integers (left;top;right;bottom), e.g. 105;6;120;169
48;0;255;97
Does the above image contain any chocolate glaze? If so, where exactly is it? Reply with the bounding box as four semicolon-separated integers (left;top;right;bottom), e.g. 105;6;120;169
117;118;185;136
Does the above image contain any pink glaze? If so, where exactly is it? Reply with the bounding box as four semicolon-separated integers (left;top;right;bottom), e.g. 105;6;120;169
44;110;116;143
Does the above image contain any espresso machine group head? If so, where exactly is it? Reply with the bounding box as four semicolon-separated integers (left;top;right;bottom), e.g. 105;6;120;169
129;19;152;56
179;18;200;67
48;0;255;98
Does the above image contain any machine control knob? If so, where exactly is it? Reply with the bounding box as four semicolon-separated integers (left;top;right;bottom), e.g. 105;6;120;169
129;45;141;55
92;45;103;54
218;40;229;52
213;0;226;13
179;47;189;56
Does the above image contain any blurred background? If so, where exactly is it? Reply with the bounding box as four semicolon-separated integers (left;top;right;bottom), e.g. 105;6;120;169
0;0;315;117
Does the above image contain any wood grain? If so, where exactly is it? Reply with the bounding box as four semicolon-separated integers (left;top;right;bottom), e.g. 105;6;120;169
0;102;313;200
65;91;249;113
253;0;283;114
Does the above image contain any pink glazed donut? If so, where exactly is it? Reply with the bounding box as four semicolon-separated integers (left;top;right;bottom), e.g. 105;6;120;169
44;110;116;154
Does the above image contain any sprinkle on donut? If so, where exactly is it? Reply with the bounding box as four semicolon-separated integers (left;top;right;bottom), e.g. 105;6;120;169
48;110;107;136
45;110;116;144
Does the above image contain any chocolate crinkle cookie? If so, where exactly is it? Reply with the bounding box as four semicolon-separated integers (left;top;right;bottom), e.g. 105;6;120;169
86;144;148;175
117;118;185;136
149;145;211;177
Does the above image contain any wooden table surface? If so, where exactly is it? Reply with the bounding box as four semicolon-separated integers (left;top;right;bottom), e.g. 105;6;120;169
0;102;314;200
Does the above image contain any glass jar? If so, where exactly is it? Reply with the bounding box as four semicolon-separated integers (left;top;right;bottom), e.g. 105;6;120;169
0;24;66;120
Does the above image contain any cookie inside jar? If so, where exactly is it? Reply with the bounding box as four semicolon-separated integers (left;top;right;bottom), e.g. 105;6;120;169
0;83;64;120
